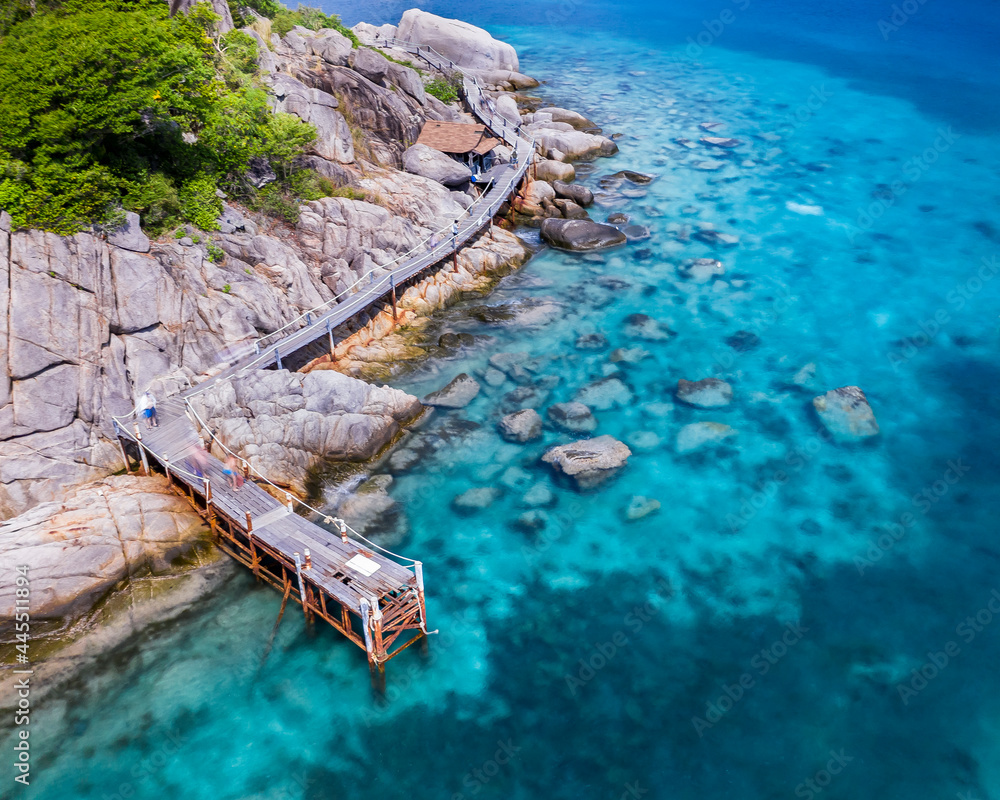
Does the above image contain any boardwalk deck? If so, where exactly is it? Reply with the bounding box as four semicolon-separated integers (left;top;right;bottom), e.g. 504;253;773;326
113;42;536;686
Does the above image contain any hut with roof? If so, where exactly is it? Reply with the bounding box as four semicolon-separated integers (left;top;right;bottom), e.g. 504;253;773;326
415;120;502;175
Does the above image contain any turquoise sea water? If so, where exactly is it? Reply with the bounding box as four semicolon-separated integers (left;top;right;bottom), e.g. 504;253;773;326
9;2;1000;798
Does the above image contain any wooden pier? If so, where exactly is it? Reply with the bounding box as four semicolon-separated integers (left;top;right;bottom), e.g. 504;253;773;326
116;397;429;690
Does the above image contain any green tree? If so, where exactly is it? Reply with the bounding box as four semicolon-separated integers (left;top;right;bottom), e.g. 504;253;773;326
0;0;319;233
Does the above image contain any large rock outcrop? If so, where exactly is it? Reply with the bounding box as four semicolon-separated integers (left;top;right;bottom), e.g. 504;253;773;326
402;143;473;187
267;74;354;164
0;166;477;518
0;475;209;624
540;219;627;251
190;369;423;493
395;9;519;72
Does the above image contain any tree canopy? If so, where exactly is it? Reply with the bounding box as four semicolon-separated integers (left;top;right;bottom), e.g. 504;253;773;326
0;0;319;234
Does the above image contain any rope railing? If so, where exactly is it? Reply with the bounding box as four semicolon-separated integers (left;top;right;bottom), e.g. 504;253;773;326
181;398;421;566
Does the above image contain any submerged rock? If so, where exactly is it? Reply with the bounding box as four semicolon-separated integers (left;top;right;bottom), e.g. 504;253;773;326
793;362;821;391
542;435;632;489
335;474;408;546
624;313;674;341
609;346;649;364
676;378;734;408
498;409;543;442
625;495;661;521
515;509;550;533
700;137;743;148
726;330;761;352
483;367;507;387
680;258;725;284
610;170;655;184
575;377;633;410
693;229;740;248
623;225;652;242
423;373;481;408
547;402;598;433
438;332;477;349
540;218;628;251
489;351;534;382
452;486;502;512
625;431;662;451
501;383;551;412
575;333;609;351
676;422;737;454
522;483;556;507
812;386;880;441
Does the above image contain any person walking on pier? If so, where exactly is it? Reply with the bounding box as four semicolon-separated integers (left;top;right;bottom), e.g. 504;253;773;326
452;220;459;249
224;454;244;491
186;441;210;479
140;390;158;429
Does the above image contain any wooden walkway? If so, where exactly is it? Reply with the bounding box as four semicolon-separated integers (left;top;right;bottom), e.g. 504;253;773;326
117;396;429;688
113;42;536;687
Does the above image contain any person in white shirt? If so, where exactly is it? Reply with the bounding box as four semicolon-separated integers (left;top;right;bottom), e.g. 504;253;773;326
140;391;158;429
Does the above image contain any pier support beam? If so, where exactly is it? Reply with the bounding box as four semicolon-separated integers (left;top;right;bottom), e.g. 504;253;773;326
133;424;150;476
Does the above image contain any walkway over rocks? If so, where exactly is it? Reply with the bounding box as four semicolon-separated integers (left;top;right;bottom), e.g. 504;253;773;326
114;43;536;688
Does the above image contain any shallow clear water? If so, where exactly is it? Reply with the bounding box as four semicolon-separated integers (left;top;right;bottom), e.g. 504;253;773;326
10;2;1000;798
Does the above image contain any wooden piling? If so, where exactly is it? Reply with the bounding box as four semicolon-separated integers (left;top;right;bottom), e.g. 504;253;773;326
117;435;132;474
134;424;150;476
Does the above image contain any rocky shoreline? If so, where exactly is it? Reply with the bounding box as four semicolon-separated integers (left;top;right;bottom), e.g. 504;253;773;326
0;8;623;663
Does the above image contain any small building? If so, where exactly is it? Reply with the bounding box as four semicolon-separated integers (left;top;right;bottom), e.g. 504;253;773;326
416;121;502;174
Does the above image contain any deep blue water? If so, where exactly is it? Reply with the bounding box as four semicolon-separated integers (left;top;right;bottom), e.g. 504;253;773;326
9;1;1000;798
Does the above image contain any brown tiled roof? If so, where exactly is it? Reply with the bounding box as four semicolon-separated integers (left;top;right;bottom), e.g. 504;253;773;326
416;121;500;156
